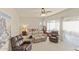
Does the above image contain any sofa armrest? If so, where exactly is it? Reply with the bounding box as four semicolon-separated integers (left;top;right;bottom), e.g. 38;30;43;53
25;44;32;51
20;41;32;51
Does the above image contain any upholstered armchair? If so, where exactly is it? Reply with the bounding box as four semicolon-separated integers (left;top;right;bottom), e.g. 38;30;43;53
49;31;59;43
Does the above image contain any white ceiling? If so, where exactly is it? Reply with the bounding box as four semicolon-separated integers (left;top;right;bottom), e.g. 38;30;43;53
15;8;66;18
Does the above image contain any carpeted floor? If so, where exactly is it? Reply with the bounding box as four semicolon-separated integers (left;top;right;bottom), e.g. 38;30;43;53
32;38;74;51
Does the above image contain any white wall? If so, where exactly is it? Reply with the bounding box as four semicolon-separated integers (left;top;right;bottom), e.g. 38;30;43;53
19;17;43;30
0;8;20;50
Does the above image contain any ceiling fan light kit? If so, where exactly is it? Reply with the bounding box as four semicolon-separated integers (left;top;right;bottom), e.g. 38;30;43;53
41;13;46;16
41;8;46;16
41;8;52;17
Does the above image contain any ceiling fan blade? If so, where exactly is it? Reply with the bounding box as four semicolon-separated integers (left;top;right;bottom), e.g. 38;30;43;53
41;8;52;16
46;11;52;13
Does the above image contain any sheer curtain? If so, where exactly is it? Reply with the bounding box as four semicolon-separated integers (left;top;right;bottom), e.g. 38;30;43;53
63;21;79;33
63;18;79;47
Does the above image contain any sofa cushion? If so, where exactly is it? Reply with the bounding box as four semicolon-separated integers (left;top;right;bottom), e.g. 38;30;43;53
16;34;23;41
14;36;18;42
16;40;23;46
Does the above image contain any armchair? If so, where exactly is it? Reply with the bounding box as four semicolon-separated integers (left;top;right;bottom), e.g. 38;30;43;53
48;31;59;43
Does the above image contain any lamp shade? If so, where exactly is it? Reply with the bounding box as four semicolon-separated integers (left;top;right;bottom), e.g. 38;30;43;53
21;25;28;36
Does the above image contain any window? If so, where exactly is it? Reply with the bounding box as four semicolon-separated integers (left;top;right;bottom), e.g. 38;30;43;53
47;20;59;32
63;20;79;47
63;21;79;33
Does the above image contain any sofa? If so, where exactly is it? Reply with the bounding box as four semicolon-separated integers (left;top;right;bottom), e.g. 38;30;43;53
32;31;47;43
10;34;32;51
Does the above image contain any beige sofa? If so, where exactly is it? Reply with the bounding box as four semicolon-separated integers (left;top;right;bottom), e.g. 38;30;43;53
32;31;47;43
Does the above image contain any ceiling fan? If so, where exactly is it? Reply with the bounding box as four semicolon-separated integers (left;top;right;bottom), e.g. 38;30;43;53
41;8;52;16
